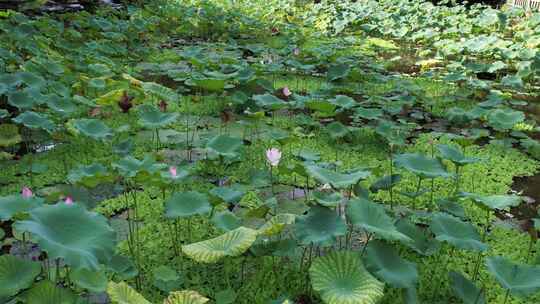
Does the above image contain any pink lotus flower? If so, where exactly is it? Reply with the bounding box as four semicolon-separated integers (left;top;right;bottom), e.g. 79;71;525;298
266;148;282;167
22;187;33;198
65;196;74;205
169;166;177;177
282;87;292;97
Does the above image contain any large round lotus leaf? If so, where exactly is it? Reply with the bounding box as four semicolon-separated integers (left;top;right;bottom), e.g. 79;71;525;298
327;63;350;82
73;119;112;140
355;107;382;120
486;256;540;297
14;203;116;270
209;186;245;204
329;95;356;109
138;104;179;129
71;267;107;293
45;95;77;115
153;265;183;293
192;78;226;92
141;82;179;103
369;175;401;193
107;281;151;304
68;163;112;188
487;109;525;131
310;251;384;304
113;155;166;178
7;90;36;109
449;271;485;304
107;254;138;280
253;93;287;110
437;144;480;166
164;290;209;304
305;164;370;189
325;121;349;140
13;111;54;132
182;227;258;263
430;213;487;252
165;191;212;218
312;191;343;207
0;124;22;147
23;280;77;304
258;213;296;236
461;193;522;211
395;219;440;256
294;205;347;246
206;135;243;158
346;198;411;243
363;241;418;288
0;194;43;221
0;255;41;297
394;153;451;179
212;211;241;232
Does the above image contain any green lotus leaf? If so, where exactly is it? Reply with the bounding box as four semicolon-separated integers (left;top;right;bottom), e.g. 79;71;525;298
153;265;183;293
449;271;485;304
165;191;212;218
486;256;540;297
192;78;226;92
7;90;36;109
258;213;296;236
294;205;347;246
13;111;55;133
71;267;108;293
138;104;179;129
73;119;112;141
45;96;77;115
209;186;245;204
253;93;287;110
113;155;166;179
214;289;236;304
327;63;350;82
212;211;241;232
23;280;77;304
310;251;384;304
164;290;209;304
68;163;112;188
312;191;343;207
305;164;370;189
0;194;43;221
326;121;349;140
329;95;356;109
107;254;138;280
16;71;45;88
142;82;179;103
487;109;525;131
460;193;522;211
374;120;407;146
437;144;480;166
355;107;382;120
394;153;451;179
363;241;418;288
0;255;41;298
0;124;22;147
182;227;259;263
107;281;151;304
430;213;487;252
346;198;411;242
206;134;243;158
437;198;466;219
14;203;116;270
369;175;401;193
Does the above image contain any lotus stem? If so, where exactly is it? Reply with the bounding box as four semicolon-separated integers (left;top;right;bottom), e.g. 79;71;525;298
270;166;274;194
389;145;394;209
413;176;423;210
526;236;536;263
503;290;510;304
360;232;372;257
455;165;461;194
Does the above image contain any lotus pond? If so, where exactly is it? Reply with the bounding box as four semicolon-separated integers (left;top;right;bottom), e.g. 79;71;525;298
1;0;540;303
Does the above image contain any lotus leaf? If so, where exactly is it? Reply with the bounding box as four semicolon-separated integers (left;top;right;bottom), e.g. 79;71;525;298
486;256;540;297
165;191;212;218
294;205;347;246
305;164;370;189
394;153;451;179
0;255;41;298
363;241;418;288
430;213;487;252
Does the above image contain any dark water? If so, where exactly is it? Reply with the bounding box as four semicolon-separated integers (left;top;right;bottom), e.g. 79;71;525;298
428;0;506;7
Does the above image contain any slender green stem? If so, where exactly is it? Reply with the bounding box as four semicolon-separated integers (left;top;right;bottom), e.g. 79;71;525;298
503;289;510;304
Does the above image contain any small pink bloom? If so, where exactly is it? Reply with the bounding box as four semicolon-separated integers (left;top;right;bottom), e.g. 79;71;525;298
282;87;292;97
65;196;74;205
169;166;177;177
266;148;282;167
22;187;33;198
293;48;300;56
